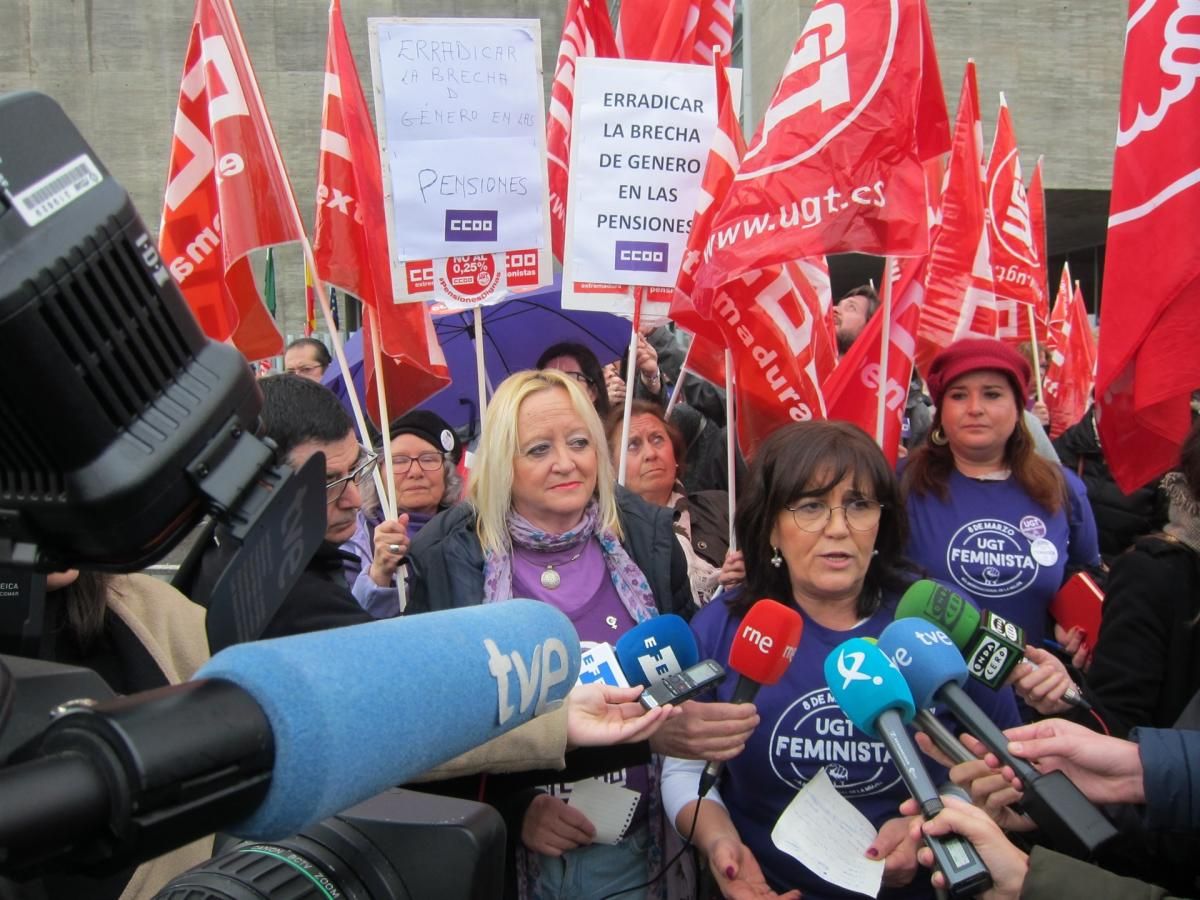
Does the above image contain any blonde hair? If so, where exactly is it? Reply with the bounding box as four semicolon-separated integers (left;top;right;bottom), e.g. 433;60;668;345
468;369;622;555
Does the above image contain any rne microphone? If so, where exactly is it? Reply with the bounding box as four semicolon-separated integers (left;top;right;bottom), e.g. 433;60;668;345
876;617;1117;858
0;601;580;873
824;638;992;898
614;613;700;688
897;580;1087;708
698;599;801;798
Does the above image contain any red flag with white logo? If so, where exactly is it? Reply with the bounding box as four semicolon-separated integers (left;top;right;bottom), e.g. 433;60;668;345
547;0;619;264
1044;265;1096;438
986;96;1047;344
1096;0;1200;491
916;60;997;375
159;0;303;362
1025;156;1051;340
825;256;927;464
691;0;939;315
688;0;735;64
314;0;449;424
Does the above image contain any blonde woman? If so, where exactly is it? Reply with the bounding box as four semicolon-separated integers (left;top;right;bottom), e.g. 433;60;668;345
407;369;758;900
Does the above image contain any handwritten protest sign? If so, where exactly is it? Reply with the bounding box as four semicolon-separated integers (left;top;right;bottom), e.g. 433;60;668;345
370;18;551;307
562;58;723;316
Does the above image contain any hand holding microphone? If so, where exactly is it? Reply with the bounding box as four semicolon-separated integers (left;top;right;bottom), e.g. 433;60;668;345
696;599;803;797
824;637;993;897
897;580;1088;710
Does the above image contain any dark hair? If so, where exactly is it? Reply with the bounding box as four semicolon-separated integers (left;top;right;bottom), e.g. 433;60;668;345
902;406;1066;513
840;284;880;321
258;374;354;459
603;399;687;481
61;570;114;648
285;337;332;368
536;341;610;416
729;420;916;619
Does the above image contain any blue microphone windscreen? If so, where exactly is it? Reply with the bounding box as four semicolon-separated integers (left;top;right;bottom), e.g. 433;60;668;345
196;600;580;839
876;617;969;708
823;637;915;738
614;614;699;687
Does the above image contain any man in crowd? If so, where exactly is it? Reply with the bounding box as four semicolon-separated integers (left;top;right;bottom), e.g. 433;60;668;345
183;374;372;649
833;284;880;354
284;337;332;381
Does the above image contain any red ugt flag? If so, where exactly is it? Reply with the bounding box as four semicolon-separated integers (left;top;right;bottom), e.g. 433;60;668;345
916;60;997;375
1096;0;1200;492
314;0;449;424
1044;265;1096;438
825;256;927;464
1025;156;1051;340
691;0;936;313
160;0;303;363
547;0;618;263
986;96;1047;343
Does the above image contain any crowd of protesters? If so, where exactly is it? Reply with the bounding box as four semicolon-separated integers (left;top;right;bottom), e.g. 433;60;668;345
48;303;1200;900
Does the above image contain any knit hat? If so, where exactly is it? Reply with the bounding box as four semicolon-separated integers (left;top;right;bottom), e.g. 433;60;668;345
926;338;1031;409
388;409;462;463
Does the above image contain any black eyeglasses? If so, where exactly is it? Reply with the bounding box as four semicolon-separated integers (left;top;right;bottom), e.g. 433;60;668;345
325;449;379;503
786;499;884;532
285;363;325;376
562;370;594;388
392;452;444;472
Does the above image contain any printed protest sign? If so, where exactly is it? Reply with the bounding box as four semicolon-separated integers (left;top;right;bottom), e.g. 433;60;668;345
370;18;552;306
562;58;728;317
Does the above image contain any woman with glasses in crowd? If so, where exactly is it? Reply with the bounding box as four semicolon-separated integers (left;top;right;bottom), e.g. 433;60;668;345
341;409;464;618
661;421;1020;899
407;369;758;900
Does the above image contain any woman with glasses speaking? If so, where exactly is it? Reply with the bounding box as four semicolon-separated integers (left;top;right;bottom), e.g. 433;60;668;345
342;409;464;618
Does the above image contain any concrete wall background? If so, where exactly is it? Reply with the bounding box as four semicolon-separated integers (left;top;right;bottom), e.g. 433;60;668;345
1;0;1122;340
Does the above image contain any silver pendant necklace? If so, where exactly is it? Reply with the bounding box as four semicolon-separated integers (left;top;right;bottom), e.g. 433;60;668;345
539;548;585;589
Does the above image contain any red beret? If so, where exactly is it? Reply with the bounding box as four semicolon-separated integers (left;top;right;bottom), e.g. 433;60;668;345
926;338;1031;409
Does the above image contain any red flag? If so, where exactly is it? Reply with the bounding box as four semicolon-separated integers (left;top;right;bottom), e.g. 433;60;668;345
680;332;727;388
1096;0;1200;491
985;96;1047;344
710;269;828;458
159;0;303;362
826;256;926;464
547;0;619;263
1044;266;1096;438
313;0;449;424
1021;156;1051;345
916;60;997;374
689;0;735;64
691;0;939;314
616;0;694;61
672;53;744;347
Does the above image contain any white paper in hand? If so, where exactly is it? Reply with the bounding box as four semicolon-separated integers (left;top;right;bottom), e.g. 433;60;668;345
771;767;885;897
567;778;640;845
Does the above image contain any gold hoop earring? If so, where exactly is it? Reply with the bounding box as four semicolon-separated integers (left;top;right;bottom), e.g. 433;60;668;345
930;427;948;446
770;546;783;568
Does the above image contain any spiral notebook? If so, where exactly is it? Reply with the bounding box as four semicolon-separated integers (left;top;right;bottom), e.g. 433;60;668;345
567;778;640;844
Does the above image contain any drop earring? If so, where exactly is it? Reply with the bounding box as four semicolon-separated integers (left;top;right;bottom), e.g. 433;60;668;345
770;546;783;568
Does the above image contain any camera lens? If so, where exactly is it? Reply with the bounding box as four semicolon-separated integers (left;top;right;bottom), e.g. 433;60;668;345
156;819;409;899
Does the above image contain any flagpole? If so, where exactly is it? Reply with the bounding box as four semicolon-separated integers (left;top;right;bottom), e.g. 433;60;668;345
665;365;689;419
1027;305;1044;405
617;288;643;486
367;307;399;521
473;305;488;422
875;258;894;447
724;347;737;553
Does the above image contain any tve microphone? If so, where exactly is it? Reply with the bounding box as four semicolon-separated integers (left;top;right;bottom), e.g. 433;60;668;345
0;601;581;871
697;599;802;798
825;638;992;898
614;614;700;688
897;580;1086;708
877;618;1117;858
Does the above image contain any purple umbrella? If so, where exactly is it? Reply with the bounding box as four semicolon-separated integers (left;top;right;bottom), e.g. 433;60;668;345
324;279;632;434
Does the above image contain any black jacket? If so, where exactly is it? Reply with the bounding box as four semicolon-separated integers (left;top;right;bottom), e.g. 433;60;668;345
679;489;730;568
1087;536;1200;737
407;485;692;617
1053;407;1165;563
